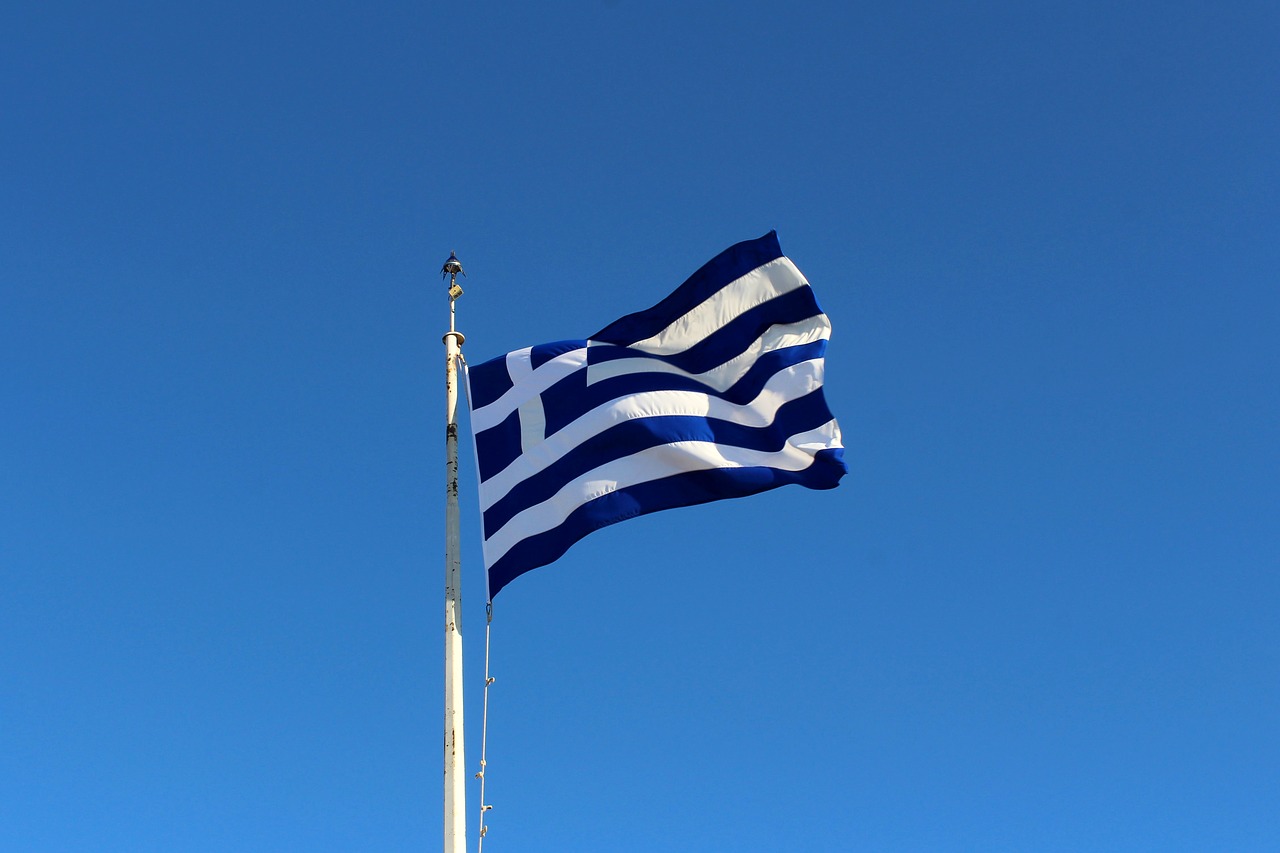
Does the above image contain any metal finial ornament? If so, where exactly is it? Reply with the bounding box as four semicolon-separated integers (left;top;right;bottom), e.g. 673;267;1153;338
442;251;465;280
442;251;464;301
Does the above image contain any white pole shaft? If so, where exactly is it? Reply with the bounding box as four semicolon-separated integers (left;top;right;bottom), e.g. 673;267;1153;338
443;322;466;853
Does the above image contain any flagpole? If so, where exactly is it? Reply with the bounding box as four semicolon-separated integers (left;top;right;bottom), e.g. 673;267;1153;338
441;252;466;853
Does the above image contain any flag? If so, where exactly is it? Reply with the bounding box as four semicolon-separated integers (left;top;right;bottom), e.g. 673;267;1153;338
465;231;847;598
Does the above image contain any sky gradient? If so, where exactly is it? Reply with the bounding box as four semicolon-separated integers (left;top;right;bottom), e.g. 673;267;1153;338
3;1;1278;850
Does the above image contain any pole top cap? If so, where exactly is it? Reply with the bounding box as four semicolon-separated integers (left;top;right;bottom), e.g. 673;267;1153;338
441;251;465;279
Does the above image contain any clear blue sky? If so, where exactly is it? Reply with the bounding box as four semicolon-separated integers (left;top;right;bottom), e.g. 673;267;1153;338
3;1;1278;850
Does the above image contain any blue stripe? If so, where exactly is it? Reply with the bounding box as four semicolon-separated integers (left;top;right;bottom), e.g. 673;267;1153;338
531;339;585;369
486;447;846;597
542;339;828;437
668;287;820;373
588;286;821;375
591;232;784;345
482;387;838;537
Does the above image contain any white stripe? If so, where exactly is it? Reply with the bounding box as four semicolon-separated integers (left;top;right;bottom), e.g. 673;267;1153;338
586;316;830;392
481;421;842;567
624;257;808;356
478;358;829;511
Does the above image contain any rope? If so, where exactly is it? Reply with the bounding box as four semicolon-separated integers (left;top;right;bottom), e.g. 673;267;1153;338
476;601;495;849
458;351;496;849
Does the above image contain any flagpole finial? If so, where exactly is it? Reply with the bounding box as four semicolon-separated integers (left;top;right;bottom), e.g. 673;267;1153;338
442;251;464;278
442;252;465;297
441;251;465;336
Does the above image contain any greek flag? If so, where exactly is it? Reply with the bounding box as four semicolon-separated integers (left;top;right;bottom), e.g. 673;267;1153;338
466;232;847;598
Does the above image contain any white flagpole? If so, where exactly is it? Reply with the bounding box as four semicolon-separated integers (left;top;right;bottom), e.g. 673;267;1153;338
441;252;466;853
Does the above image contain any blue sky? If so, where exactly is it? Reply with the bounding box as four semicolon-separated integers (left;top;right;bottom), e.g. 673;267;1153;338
3;1;1278;850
